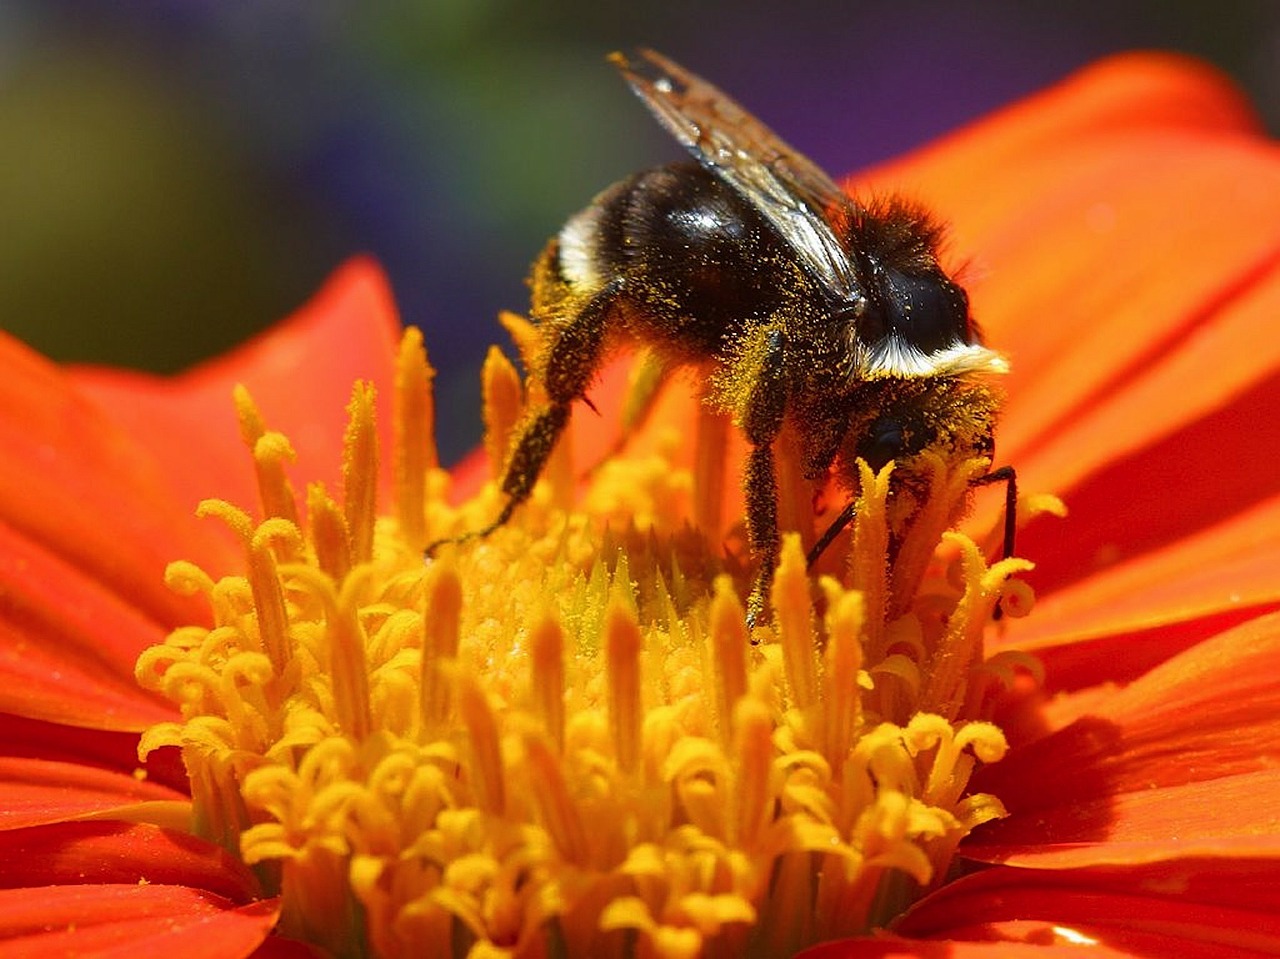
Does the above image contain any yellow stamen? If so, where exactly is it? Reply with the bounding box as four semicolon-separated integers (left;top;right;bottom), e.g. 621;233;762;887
420;553;461;735
342;381;378;565
921;534;1033;721
848;460;892;660
481;345;522;482
394;326;435;550
234;385;300;527
708;577;748;748
248;526;295;674
772;537;817;712
456;671;506;816
137;327;1047;959
529;606;566;751
605;587;643;778
306;483;351;582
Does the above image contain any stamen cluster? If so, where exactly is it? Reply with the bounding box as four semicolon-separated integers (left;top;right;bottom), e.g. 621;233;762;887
136;330;1034;959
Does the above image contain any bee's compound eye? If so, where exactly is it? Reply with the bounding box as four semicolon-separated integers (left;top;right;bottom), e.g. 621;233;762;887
861;416;905;470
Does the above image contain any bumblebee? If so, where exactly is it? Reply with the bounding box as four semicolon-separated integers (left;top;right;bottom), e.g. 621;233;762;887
435;49;1015;625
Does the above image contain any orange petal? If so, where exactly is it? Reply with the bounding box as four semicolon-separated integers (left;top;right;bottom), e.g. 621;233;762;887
0;523;176;729
896;858;1280;954
247;935;329;959
1004;492;1280;689
1000;260;1280;614
0;886;278;959
0;713;186;795
865;53;1259;212
796;934;1138;957
0;328;249;730
0;756;187;830
970;613;1280;864
0;332;234;621
0;821;259;903
70;257;402;515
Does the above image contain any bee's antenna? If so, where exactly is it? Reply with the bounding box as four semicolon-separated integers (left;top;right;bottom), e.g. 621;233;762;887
970;465;1018;621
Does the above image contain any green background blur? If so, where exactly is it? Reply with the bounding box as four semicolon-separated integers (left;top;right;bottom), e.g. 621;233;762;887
2;1;1275;460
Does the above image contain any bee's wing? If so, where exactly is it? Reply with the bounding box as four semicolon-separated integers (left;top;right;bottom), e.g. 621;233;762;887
613;48;863;301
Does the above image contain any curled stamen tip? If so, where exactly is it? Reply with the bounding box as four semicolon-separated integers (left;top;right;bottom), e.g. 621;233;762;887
995;577;1036;619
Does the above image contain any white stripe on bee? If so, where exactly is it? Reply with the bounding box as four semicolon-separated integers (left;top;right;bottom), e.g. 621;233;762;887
558;208;603;288
858;337;1009;379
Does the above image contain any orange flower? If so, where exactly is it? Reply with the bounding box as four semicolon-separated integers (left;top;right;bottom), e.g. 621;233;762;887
2;53;1279;959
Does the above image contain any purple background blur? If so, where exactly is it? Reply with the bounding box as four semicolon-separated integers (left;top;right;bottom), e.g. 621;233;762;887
3;1;1277;461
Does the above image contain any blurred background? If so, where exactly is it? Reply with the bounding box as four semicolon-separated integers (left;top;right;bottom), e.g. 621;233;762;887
2;0;1277;461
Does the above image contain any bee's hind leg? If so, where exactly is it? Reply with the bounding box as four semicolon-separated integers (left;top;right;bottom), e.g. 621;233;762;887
426;281;622;557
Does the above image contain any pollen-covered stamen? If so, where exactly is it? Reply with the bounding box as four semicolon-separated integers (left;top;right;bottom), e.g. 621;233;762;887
847;460;892;662
709;577;748;748
889;453;985;619
234;384;300;528
818;582;865;768
772;538;818;712
529;607;566;750
605;588;644;778
482;345;523;482
306;483;352;582
393;326;436;550
248;527;295;676
420;553;461;735
287;564;373;741
526;733;591;865
457;671;507;816
342;381;379;566
921;533;1033;721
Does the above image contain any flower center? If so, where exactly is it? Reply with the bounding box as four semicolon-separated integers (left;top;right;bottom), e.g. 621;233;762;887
136;329;1046;959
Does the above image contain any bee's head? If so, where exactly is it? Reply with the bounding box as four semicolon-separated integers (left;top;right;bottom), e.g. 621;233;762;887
844;377;1000;476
